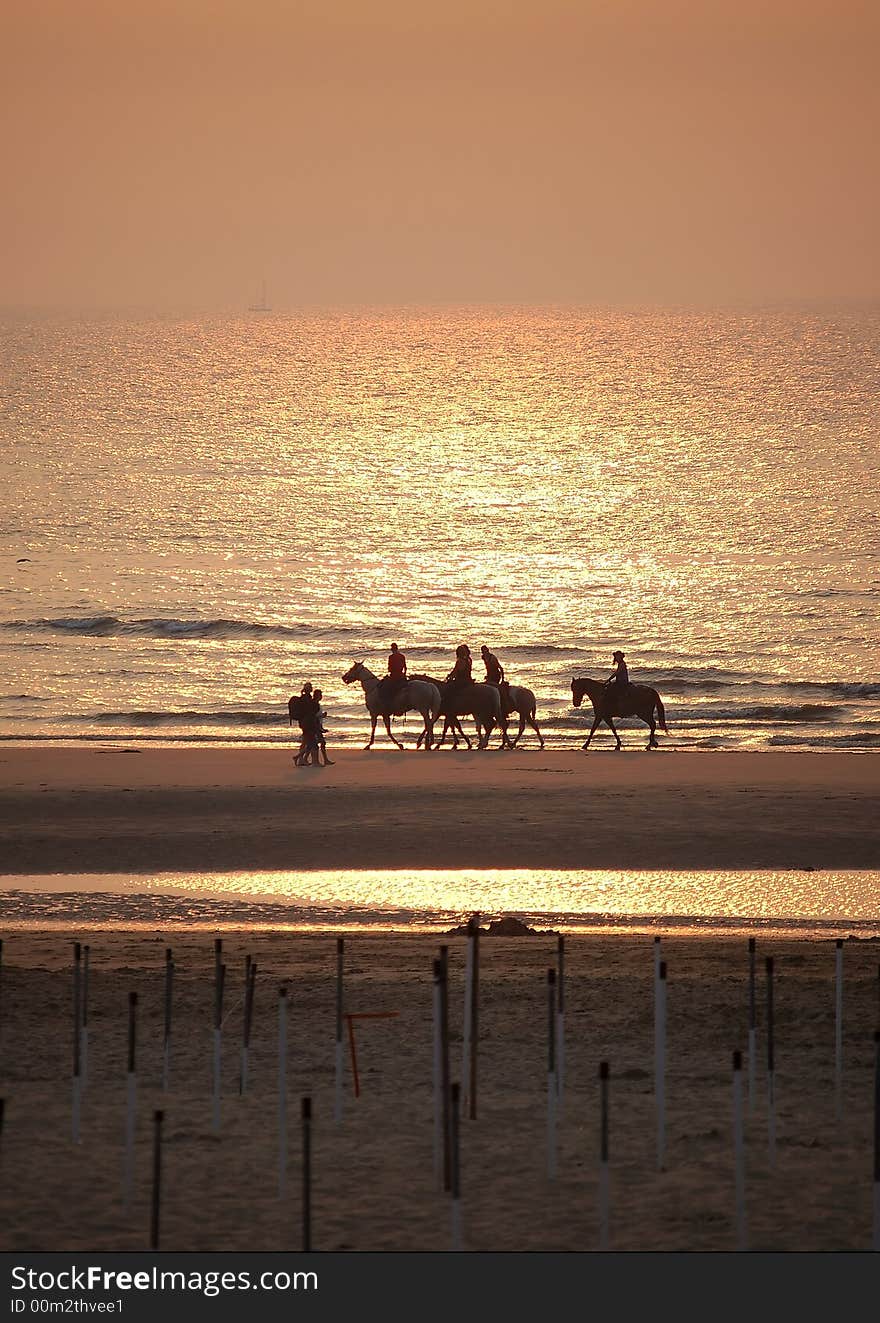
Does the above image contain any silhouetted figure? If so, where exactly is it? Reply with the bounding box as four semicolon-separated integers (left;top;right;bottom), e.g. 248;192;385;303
312;688;334;765
607;650;629;689
446;644;474;689
378;642;407;712
480;645;505;684
292;682;319;764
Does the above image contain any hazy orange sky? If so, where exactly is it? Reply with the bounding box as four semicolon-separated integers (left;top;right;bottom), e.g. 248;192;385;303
3;0;878;309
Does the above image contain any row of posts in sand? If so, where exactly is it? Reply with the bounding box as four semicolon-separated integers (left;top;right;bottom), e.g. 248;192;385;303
0;930;878;1251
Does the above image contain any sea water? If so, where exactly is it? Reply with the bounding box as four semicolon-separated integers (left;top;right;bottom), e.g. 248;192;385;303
2;306;879;750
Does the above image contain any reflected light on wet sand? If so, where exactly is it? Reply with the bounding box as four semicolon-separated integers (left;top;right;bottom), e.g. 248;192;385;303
2;868;878;936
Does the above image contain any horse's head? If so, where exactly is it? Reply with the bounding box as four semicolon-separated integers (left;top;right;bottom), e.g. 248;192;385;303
342;662;362;685
571;677;586;708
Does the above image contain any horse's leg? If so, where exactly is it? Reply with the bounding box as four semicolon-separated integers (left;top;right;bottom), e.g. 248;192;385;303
646;712;658;750
364;715;377;750
514;713;526;746
531;714;545;750
583;714;600;750
421;706;433;751
383;713;404;750
606;717;622;750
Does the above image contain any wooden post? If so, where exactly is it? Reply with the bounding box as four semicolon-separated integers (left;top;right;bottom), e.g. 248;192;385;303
333;936;344;1121
123;991;137;1211
835;939;843;1123
547;968;557;1181
872;1031;879;1251
81;945;90;1093
556;935;565;1103
432;958;443;1189
240;958;256;1095
461;919;474;1111
212;961;225;1132
655;960;667;1172
450;1082;462;1251
72;943;81;1144
598;1061;610;1250
733;1049;746;1250
162;948;173;1092
278;986;288;1198
766;956;776;1167
748;938;757;1114
439;947;452;1192
469;919;479;1121
302;1097;312;1252
150;1110;163;1250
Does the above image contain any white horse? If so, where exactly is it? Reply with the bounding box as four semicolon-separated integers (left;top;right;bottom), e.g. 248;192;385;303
342;662;441;751
501;684;545;748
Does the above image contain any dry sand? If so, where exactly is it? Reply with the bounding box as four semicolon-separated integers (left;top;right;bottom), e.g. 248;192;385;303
0;746;878;873
0;928;878;1251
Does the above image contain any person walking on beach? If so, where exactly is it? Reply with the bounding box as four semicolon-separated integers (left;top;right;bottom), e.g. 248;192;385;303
293;682;319;765
378;642;407;711
312;688;334;765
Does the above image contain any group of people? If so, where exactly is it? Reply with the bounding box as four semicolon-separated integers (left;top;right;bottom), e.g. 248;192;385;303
289;682;333;766
291;645;632;761
377;641;511;710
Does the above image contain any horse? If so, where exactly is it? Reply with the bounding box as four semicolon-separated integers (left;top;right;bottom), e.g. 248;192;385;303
499;684;544;748
342;662;441;751
571;676;668;750
409;675;509;750
439;684;544;749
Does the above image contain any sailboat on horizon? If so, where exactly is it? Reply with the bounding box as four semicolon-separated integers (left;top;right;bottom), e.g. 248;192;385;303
248;280;271;313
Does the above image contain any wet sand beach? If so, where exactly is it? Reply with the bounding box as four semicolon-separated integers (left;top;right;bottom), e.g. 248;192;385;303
0;746;877;874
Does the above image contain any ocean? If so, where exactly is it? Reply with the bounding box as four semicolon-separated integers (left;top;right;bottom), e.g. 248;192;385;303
2;306;879;751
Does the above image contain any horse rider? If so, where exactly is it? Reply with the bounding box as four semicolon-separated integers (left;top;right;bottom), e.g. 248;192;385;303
480;644;504;684
481;643;513;715
603;650;631;712
378;642;407;711
446;643;474;689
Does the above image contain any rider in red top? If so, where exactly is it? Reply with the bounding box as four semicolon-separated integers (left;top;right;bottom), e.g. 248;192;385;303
379;643;407;710
388;643;407;680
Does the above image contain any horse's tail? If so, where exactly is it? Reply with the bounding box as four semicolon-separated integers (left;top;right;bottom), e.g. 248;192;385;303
654;693;668;732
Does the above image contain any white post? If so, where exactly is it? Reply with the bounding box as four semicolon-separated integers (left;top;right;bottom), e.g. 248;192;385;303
80;945;89;1095
655;960;667;1172
835;939;843;1123
432;959;443;1189
461;930;474;1110
765;957;776;1168
556;935;565;1104
872;1031;879;1251
162;948;173;1093
72;943;81;1144
598;1061;610;1250
547;969;557;1182
733;1050;747;1250
212;1029;222;1132
747;938;756;1115
278;987;288;1199
123;991;137;1211
335;939;344;1125
450;1082;462;1251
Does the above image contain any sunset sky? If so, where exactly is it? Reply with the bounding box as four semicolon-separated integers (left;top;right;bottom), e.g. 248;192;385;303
3;0;878;309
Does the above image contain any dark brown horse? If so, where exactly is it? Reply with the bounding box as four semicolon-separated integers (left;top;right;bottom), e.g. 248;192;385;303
571;676;668;750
